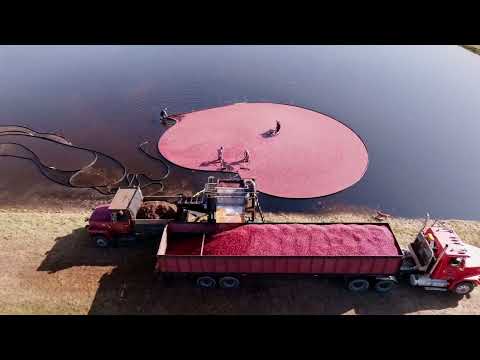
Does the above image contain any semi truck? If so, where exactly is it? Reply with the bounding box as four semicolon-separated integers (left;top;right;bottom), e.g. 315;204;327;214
86;177;480;295
155;221;480;295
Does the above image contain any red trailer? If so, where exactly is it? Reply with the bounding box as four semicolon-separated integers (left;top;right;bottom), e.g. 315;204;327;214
155;222;405;292
155;221;480;295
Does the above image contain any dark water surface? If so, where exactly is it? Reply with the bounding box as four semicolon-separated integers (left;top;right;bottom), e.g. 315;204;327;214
0;45;479;219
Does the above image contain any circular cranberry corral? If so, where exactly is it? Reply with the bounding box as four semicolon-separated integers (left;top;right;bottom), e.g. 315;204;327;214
158;103;368;198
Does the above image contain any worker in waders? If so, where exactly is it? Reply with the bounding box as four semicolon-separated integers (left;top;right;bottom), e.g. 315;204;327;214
217;146;224;162
160;108;168;125
217;146;225;169
243;149;250;163
160;107;168;119
273;120;281;136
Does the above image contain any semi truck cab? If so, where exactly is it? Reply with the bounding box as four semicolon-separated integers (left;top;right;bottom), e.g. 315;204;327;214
408;224;480;295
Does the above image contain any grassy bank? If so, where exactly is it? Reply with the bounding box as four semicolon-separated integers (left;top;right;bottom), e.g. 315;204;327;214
1;207;480;315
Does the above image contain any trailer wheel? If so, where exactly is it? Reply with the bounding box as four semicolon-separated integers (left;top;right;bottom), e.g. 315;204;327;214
94;235;110;248
196;276;217;288
219;276;240;289
453;282;474;295
347;278;370;292
374;280;396;293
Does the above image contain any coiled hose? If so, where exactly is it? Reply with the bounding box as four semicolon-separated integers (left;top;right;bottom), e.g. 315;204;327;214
0;124;170;196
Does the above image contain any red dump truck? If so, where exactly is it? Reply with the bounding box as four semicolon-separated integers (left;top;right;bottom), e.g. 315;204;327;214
155;221;480;295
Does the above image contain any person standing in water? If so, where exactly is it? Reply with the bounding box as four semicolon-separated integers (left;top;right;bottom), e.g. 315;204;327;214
243;149;250;163
274;120;281;135
160;107;168;119
160;107;168;125
217;146;224;162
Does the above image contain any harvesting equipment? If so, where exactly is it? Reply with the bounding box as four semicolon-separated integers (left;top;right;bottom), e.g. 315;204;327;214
86;176;480;295
86;176;262;247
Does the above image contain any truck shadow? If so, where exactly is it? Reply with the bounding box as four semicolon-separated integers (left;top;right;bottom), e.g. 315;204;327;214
38;227;466;315
37;227;157;273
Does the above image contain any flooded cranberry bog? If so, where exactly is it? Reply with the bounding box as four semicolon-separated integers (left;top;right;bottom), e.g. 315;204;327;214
1;45;480;218
2;45;480;315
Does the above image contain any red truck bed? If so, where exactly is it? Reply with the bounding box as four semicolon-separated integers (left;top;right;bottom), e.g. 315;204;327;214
155;223;403;275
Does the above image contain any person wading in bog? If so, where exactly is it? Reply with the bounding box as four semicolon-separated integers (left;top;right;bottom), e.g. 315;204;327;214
217;146;225;169
243;149;250;164
160;107;168;119
273;120;281;136
160;107;168;125
217;146;224;162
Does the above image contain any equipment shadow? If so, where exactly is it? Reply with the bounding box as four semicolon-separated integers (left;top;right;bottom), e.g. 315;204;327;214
38;227;465;315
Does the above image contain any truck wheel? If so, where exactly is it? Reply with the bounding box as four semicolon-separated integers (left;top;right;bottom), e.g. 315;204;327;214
374;280;396;293
94;235;110;248
196;276;217;288
347;278;370;292
453;282;474;295
219;276;240;289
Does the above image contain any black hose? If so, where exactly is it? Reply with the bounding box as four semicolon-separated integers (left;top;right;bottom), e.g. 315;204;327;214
0;125;170;196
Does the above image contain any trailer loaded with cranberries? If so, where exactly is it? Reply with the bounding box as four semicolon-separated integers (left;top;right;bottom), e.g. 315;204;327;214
86;177;480;295
155;221;480;294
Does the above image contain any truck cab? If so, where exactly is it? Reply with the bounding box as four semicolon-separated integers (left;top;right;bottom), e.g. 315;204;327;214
86;188;171;247
408;224;480;295
86;205;134;247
